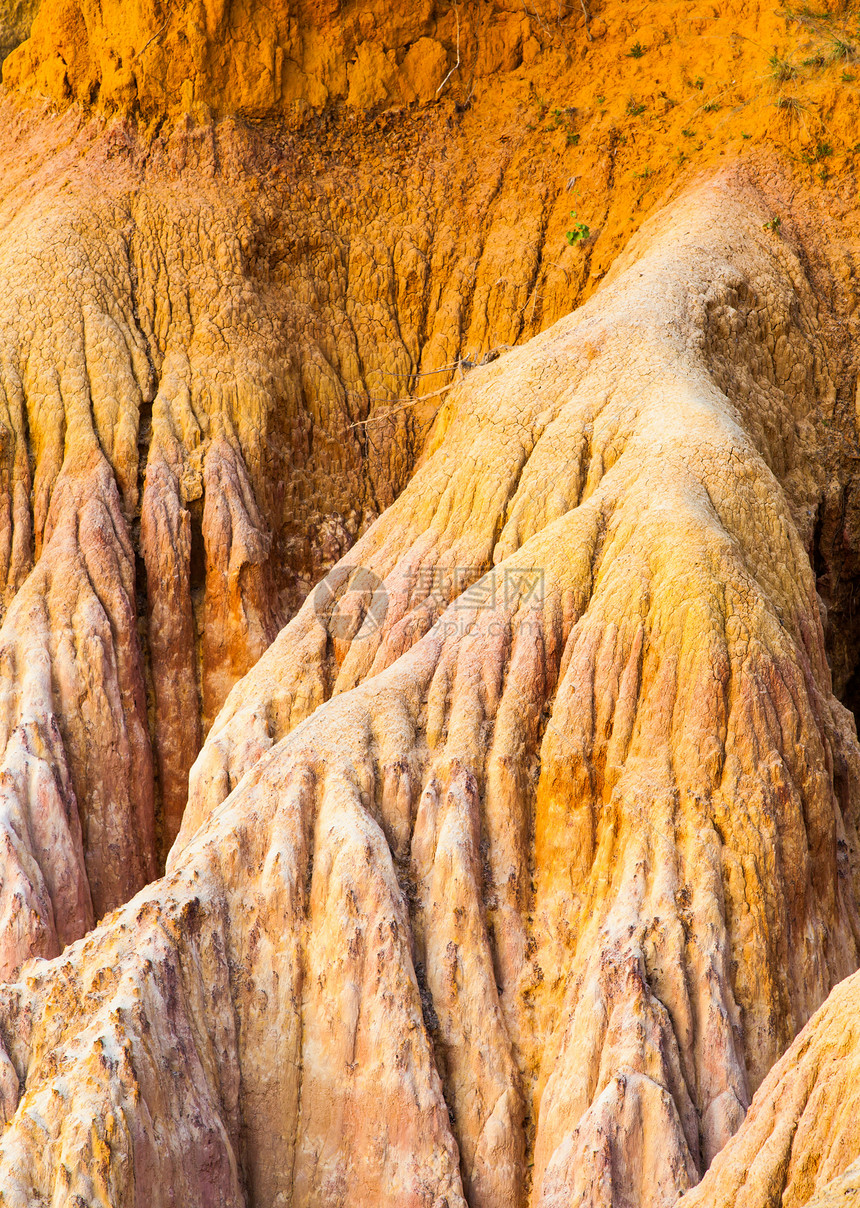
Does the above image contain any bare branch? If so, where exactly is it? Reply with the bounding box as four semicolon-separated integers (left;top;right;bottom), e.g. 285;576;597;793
350;384;456;429
353;345;514;429
436;4;461;95
137;20;168;58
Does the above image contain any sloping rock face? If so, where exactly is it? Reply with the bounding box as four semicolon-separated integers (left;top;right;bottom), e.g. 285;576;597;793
0;167;859;1206
679;969;860;1208
0;71;581;966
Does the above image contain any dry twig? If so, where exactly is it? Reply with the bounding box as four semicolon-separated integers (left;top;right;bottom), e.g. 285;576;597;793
437;4;461;95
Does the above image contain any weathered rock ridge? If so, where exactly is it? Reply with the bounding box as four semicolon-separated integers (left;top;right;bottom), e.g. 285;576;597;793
0;77;589;962
0;164;859;1205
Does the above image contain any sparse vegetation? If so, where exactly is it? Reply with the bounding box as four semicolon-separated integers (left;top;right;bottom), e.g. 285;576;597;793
544;106;580;144
770;54;798;81
626;99;646;116
800;140;833;164
780;8;858;82
828;36;856;62
784;5;840;27
763;215;782;232
629;41;645;58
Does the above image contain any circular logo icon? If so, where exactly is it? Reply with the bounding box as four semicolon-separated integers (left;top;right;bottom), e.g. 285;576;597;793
312;565;389;642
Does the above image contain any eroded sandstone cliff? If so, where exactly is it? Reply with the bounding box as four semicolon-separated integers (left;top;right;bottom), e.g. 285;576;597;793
1;0;860;1205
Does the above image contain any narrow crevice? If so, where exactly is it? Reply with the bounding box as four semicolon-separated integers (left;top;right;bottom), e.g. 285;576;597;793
812;479;860;709
132;385;164;868
187;495;207;732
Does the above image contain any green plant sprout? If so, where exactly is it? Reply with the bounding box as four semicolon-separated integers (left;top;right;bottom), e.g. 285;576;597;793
565;212;591;245
800;140;833;163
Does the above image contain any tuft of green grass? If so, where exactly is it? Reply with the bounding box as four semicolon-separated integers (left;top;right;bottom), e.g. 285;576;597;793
774;95;805;113
703;101;721;111
681;128;696;137
741;131;752;139
763;215;782;232
628;41;645;58
626;99;647;116
596;94;606;104
829;36;856;61
842;70;856;81
769;54;798;81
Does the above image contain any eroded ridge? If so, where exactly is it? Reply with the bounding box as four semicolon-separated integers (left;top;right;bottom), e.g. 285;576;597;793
0;87;565;971
0;172;858;1208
